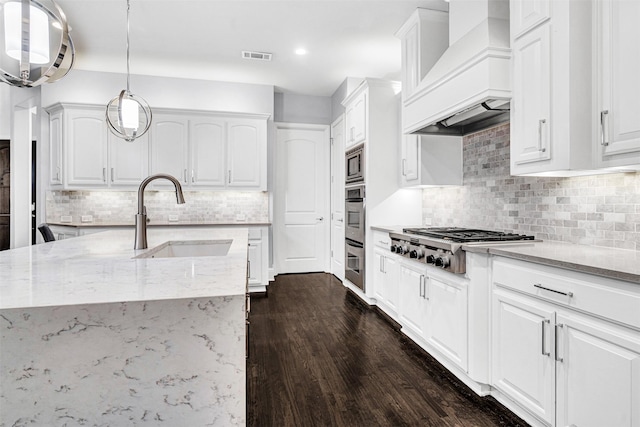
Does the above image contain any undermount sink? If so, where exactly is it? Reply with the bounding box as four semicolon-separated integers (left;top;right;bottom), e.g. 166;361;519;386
134;239;232;259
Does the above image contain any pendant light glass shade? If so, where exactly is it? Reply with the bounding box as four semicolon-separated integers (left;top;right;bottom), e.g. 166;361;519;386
106;0;151;142
0;0;75;87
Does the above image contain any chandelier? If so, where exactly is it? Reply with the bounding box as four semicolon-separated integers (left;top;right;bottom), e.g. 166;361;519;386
0;0;75;87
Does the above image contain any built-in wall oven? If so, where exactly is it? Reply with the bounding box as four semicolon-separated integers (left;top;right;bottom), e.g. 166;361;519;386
345;184;365;291
345;144;364;184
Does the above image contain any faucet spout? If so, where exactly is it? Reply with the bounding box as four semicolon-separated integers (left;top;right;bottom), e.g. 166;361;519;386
135;174;186;250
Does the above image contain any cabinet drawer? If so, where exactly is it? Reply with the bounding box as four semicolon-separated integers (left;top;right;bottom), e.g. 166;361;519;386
492;257;640;330
372;230;391;249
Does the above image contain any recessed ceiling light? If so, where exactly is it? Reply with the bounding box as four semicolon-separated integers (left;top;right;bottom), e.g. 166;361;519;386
295;48;307;56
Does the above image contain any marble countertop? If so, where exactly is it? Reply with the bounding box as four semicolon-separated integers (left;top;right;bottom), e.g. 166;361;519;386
372;225;640;284
0;228;249;310
47;221;271;227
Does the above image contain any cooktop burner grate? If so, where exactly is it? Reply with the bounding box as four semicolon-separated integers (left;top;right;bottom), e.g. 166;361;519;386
402;227;536;243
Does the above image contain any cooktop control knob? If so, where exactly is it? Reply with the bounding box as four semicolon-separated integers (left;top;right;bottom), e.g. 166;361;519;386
426;254;436;264
435;256;450;268
390;245;398;253
410;249;424;259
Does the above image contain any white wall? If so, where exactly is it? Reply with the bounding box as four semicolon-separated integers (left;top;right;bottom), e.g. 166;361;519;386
330;77;363;123
274;92;332;125
41;70;275;115
0;85;10;139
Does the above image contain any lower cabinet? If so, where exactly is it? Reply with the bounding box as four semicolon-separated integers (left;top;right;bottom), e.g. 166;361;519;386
247;227;269;293
372;247;399;317
398;259;428;338
492;257;640;427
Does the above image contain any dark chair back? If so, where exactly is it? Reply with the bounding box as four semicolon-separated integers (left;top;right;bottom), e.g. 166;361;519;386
38;223;56;242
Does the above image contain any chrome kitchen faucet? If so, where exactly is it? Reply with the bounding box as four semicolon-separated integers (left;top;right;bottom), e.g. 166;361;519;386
135;174;186;249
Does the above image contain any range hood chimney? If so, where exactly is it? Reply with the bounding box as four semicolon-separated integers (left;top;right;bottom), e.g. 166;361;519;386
403;0;511;136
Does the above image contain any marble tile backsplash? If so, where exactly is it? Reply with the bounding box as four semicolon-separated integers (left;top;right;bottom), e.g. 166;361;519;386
422;123;640;250
46;190;269;224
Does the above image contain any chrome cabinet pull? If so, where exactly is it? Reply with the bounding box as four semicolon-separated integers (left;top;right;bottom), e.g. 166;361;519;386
228;170;231;184
537;119;547;153
600;110;609;146
102;167;106;182
402;158;407;176
183;169;188;183
541;319;550;356
534;283;574;298
110;168;114;183
419;275;426;299
379;256;384;273
191;170;195;183
555;323;564;362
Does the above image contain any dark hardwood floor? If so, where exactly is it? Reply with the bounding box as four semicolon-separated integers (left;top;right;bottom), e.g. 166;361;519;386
247;273;529;427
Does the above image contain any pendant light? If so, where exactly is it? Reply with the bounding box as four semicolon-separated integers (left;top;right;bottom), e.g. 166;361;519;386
106;0;151;142
0;0;75;87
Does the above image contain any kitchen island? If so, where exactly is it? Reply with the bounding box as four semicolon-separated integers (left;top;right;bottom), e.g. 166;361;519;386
0;228;248;426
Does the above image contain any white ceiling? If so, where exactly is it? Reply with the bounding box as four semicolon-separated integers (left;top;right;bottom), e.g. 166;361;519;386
55;0;449;96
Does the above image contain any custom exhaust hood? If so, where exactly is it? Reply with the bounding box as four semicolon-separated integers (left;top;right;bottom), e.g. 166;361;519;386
403;0;511;136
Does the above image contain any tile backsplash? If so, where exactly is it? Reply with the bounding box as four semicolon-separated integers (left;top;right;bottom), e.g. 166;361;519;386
422;123;640;250
46;190;269;225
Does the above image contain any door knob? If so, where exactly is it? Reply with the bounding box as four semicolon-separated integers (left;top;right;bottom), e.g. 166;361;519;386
316;217;324;221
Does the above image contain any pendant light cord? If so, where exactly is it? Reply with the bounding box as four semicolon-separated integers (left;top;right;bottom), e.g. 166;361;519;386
126;0;131;93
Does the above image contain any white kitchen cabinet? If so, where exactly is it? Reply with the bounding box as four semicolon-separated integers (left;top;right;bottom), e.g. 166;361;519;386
48;109;63;185
151;112;268;191
510;0;549;39
189;117;226;187
398;259;428;339
344;89;366;148
46;104;149;189
492;257;640;427
394;8;448;100
509;0;593;176
556;312;640;427
227;120;266;189
594;0;640;169
247;226;268;292
424;270;469;372
150;114;189;187
400;134;462;187
492;288;556;425
373;246;399;318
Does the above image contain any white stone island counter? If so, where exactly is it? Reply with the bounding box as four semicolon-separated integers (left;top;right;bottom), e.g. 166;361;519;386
0;228;248;426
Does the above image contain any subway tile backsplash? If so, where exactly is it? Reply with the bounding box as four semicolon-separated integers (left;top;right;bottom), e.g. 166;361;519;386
46;191;269;225
422;123;640;250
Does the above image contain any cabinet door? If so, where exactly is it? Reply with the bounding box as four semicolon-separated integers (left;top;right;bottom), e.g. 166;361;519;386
227;120;264;189
66;109;108;186
401;20;421;97
345;90;367;147
510;0;550;39
424;274;468;371
109;132;149;186
383;255;399;313
511;23;552;168
556;313;640;427
150;115;189;187
373;248;386;303
597;0;640;161
398;262;427;338
190;118;226;187
400;134;419;186
492;289;555;425
49;110;63;185
248;240;263;286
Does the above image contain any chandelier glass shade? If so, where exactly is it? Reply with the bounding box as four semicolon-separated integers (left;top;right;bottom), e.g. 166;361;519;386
0;0;75;87
106;0;151;142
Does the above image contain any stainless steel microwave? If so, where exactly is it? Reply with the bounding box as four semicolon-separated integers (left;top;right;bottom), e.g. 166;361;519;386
345;144;364;184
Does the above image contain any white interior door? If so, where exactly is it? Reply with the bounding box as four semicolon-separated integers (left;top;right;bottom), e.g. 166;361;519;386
275;124;330;274
330;115;345;280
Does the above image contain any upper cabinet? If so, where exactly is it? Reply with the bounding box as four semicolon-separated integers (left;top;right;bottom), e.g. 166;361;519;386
594;0;640;168
148;112;268;191
510;0;593;176
47;104;269;191
344;89;367;148
400;134;462;187
395;8;448;101
46;104;149;189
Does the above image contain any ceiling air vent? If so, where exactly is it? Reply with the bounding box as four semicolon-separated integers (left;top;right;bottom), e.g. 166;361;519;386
242;51;273;61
